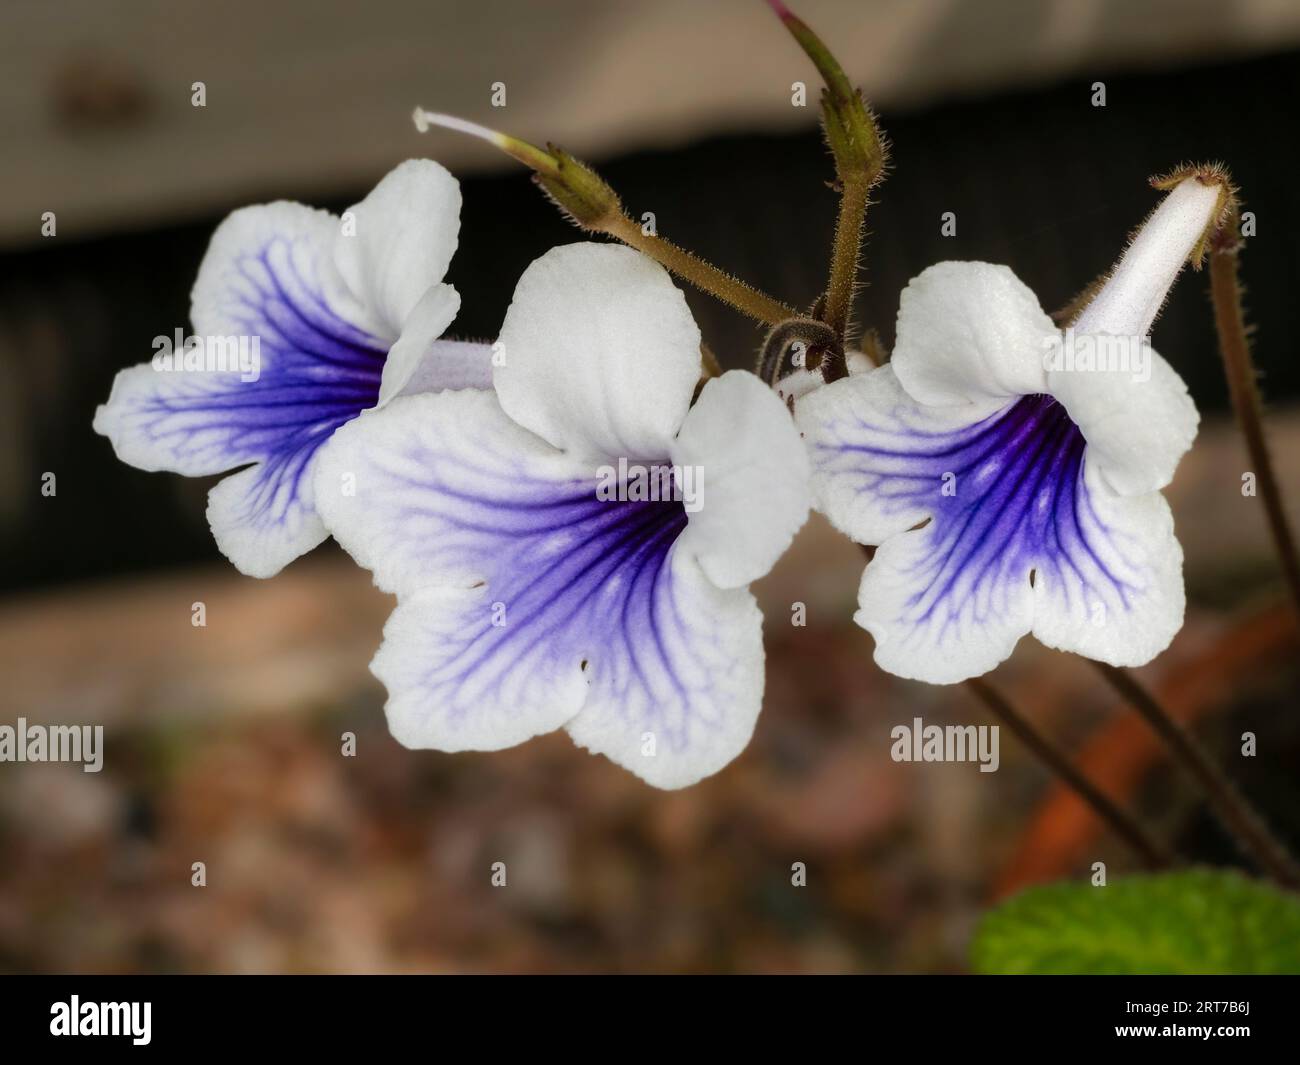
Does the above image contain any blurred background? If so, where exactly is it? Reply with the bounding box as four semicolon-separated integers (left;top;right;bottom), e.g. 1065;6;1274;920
2;0;1299;973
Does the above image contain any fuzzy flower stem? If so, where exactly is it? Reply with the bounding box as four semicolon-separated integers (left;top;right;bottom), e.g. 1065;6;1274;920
602;214;796;325
1208;220;1300;623
768;1;887;343
964;676;1173;870
826;176;870;342
413;108;795;326
1093;661;1300;888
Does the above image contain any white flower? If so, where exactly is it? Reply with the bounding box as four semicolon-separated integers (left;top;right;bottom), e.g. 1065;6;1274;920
93;160;491;577
315;242;810;788
797;177;1223;684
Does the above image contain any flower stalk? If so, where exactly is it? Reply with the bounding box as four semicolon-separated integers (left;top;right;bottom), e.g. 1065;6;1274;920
965;676;1174;870
768;1;888;343
1093;661;1300;889
413;108;796;325
1202;181;1300;621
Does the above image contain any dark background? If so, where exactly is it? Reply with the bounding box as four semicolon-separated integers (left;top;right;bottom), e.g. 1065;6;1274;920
5;46;1298;592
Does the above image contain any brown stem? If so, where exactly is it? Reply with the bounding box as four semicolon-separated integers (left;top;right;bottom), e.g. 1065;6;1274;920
604;215;795;326
1209;245;1300;621
964;677;1172;870
1093;661;1300;888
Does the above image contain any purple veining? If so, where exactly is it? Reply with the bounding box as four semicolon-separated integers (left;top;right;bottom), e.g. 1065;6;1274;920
139;235;389;519
821;393;1138;638
381;446;695;734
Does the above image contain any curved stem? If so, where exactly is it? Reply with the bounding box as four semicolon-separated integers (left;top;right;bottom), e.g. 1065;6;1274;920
1092;661;1300;888
964;677;1173;870
1209;243;1300;622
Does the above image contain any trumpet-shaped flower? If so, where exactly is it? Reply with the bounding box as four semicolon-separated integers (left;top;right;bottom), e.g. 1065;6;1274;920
797;177;1223;683
315;242;809;788
94;160;490;577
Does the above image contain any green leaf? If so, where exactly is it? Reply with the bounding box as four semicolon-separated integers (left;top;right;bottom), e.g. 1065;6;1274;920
972;869;1300;974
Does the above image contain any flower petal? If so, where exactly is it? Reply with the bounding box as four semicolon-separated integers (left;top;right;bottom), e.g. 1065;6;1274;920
1031;461;1185;665
375;283;462;406
1048;345;1199;495
314;390;593;596
670;370;810;589
857;522;1035;684
206;463;328;578
1073;177;1223;340
316;389;763;786
374;586;591;753
333;159;461;338
93;363;264;476
892;261;1055;410
495;243;701;464
796;365;993;545
564;553;765;789
802;368;1180;682
96;201;393;576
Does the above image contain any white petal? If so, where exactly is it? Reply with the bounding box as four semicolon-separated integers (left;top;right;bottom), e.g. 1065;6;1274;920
1031;460;1185;666
375;586;590;753
796;364;992;545
1048;345;1199;495
564;552;765;789
333;159;461;338
773;366;826;406
495;243;701;463
375;283;461;406
858;523;1035;684
892;261;1055;409
670;371;810;589
1073;177;1223;340
206;463;329;578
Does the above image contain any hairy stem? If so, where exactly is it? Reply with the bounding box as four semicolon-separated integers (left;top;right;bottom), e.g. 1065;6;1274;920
412;110;796;327
964;677;1173;870
1093;661;1300;888
824;175;869;342
603;214;796;325
1209;242;1300;621
767;1;887;344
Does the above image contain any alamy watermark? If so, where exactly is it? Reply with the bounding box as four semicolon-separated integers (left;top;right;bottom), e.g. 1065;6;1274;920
152;327;261;382
50;997;150;1045
596;458;704;513
1043;328;1151;383
890;716;999;773
0;718;103;772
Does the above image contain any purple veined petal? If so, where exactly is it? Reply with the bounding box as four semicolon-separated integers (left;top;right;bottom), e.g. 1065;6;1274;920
1031;459;1185;667
564;548;764;789
95;203;394;576
800;366;1181;683
316;390;767;787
